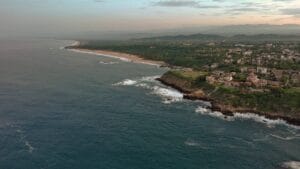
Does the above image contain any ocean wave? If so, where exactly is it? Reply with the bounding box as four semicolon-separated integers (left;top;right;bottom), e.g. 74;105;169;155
281;161;300;169
195;107;234;121
113;76;183;104
184;138;209;149
60;41;79;50
152;86;183;104
184;139;201;147
114;79;138;86
195;106;300;129
115;75;300;128
67;49;137;63
270;134;300;141
99;61;119;65
16;129;35;153
25;141;34;153
233;113;300;129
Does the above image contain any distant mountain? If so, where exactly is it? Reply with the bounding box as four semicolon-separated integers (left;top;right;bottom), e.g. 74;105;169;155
200;24;300;36
136;33;300;42
61;24;300;40
139;33;224;41
230;34;300;41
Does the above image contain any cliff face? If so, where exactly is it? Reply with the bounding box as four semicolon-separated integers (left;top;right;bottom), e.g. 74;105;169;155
157;71;300;126
157;72;195;93
158;71;212;101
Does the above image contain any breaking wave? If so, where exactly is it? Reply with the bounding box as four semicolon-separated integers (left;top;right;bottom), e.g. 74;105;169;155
68;49;131;62
195;107;234;121
115;76;299;128
184;139;201;147
114;79;138;86
281;161;300;169
99;61;119;65
16;129;35;153
152;86;183;104
234;113;300;129
270;134;300;141
195;106;300;129
25;141;34;153
113;76;183;104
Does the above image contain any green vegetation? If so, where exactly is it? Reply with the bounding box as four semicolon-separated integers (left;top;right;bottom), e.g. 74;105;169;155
211;87;300;114
74;34;300;117
162;69;300;114
77;41;227;69
168;70;207;81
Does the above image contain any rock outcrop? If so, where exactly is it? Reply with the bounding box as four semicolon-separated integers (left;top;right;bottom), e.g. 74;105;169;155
157;71;300;126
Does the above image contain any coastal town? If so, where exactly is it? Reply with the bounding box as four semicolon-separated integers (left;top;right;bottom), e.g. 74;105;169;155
72;36;300;125
203;42;300;92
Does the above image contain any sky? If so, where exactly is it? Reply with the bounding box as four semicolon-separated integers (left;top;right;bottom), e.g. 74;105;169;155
1;0;300;38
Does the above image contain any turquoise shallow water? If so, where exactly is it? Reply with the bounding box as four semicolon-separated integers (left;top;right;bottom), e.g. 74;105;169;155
0;39;299;169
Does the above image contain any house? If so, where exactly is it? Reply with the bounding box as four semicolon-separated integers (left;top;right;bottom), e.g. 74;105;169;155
266;44;273;48
248;68;256;73
224;59;233;64
257;67;268;74
247;73;260;85
271;69;283;80
268;81;281;88
207;42;215;46
223;74;233;82
291;73;300;85
223;81;240;88
256;57;263;66
212;70;224;76
240;67;248;73
257;79;268;87
206;76;216;85
210;63;219;69
237;58;244;65
244;51;253;56
228;48;242;54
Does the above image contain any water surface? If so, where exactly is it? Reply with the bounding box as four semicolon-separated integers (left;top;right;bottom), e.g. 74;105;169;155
0;39;299;169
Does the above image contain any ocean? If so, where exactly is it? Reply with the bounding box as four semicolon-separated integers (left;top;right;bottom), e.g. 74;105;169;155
0;39;299;169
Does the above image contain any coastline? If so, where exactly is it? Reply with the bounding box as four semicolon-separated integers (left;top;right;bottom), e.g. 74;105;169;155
66;42;166;67
65;41;300;127
157;75;300;127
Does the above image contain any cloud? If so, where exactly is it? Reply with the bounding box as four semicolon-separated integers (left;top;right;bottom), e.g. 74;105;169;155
281;8;300;17
152;0;218;8
230;7;262;12
272;0;295;1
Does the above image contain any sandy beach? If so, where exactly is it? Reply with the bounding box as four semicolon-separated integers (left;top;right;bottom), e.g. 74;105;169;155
68;46;165;66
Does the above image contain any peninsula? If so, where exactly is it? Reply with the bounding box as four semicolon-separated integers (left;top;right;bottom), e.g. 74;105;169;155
67;34;300;125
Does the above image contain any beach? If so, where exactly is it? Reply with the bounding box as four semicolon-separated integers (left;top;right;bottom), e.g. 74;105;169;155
67;45;165;67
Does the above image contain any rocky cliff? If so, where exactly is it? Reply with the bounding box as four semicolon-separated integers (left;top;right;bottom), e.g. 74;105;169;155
158;71;300;126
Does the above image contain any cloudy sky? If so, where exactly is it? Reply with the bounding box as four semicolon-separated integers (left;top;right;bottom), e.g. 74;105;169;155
1;0;300;37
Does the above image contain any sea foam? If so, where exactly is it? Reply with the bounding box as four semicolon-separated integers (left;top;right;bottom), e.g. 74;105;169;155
270;134;300;141
99;61;119;65
114;76;183;104
115;75;300;128
281;161;300;169
195;107;234;121
152;86;183;104
25;141;34;153
114;79;138;86
195;106;300;129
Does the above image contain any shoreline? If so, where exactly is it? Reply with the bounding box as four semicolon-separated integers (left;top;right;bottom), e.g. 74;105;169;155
157;76;300;127
65;41;300;127
65;42;166;67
